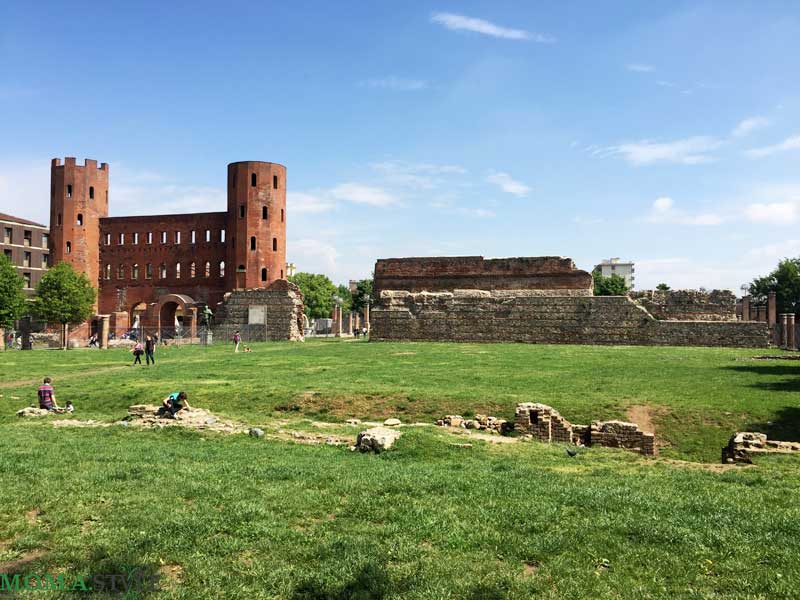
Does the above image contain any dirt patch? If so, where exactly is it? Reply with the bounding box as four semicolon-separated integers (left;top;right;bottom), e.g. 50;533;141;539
293;393;413;420
158;564;184;589
522;561;540;577
25;509;42;523
626;405;671;450
652;458;750;472
0;549;47;573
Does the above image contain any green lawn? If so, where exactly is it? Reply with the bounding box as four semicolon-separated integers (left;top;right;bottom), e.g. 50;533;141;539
1;340;799;598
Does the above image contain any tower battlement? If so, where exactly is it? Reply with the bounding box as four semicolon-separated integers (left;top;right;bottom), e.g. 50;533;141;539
52;157;109;170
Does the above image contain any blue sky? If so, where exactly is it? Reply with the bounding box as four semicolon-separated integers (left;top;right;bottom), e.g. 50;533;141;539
1;1;799;290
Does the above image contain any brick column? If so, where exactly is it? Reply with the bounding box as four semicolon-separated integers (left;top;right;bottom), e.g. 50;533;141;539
769;292;778;345
789;314;796;350
741;296;750;322
781;314;789;348
99;315;110;349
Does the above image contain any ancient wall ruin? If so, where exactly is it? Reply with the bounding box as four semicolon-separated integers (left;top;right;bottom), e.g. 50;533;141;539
374;256;593;296
371;290;768;348
212;280;305;341
630;290;737;321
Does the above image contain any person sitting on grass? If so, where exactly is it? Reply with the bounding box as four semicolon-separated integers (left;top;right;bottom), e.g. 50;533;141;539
159;391;191;418
37;377;63;412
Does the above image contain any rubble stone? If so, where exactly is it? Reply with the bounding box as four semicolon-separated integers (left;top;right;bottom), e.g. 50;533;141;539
722;431;800;464
355;427;402;453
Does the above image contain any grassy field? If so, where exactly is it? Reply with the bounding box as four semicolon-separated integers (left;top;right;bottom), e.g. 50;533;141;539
1;340;800;598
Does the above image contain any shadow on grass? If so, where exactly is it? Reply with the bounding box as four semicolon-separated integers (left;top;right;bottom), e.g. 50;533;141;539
723;364;800;393
291;562;393;599
76;558;162;599
746;406;800;443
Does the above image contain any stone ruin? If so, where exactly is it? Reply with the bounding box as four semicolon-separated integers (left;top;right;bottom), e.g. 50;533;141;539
123;404;246;434
514;403;656;455
722;432;800;464
436;414;512;434
371;256;768;348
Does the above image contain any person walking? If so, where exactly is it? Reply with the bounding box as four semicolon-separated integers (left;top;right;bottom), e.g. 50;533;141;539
132;341;144;365
233;330;241;352
145;335;156;365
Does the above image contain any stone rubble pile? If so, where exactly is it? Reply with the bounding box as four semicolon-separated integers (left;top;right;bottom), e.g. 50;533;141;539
588;420;655;455
354;426;402;453
16;407;56;418
436;414;512;435
722;431;800;464
123;404;246;434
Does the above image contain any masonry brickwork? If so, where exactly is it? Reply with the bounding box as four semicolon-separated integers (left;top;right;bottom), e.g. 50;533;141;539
630;289;737;321
212;280;305;341
374;256;593;296
46;158;288;332
371;290;768;348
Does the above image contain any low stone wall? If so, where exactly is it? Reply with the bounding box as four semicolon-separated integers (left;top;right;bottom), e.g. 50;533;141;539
722;431;800;464
630;290;737;321
371;290;768;348
515;403;655;455
212;280;305;342
374;256;593;296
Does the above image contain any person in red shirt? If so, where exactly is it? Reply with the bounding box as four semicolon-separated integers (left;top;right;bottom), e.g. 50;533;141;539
37;377;61;412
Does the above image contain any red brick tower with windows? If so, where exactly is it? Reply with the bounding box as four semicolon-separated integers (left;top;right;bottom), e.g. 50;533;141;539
49;157;109;295
226;161;287;290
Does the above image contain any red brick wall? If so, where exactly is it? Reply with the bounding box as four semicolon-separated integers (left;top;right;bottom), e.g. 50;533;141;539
98;212;229;314
374;256;593;295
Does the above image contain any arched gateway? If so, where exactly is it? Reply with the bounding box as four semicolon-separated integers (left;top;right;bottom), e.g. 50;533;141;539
153;294;198;340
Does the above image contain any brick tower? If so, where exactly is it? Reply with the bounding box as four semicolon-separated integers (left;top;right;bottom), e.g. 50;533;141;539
49;157;109;292
225;161;287;290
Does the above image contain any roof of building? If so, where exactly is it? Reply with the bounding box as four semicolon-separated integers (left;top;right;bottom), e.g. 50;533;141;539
0;212;47;228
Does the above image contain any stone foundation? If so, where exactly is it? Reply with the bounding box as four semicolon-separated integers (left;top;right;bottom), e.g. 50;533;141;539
515;403;655;455
630;290;737;321
721;431;800;464
212;280;305;341
437;414;512;434
371;291;768;348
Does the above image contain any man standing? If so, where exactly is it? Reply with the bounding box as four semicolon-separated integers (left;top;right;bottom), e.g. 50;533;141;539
145;335;156;365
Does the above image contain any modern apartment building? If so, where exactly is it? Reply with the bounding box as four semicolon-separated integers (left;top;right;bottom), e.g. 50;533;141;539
594;257;635;289
0;212;49;295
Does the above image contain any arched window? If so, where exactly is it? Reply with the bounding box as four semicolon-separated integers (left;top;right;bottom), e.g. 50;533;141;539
119;232;124;245
145;263;153;279
191;230;196;244
160;263;167;279
273;175;278;189
66;184;72;198
89;186;94;199
237;264;245;272
250;236;256;250
176;263;181;279
219;261;225;277
118;264;125;280
205;229;211;242
76;214;83;226
251;173;257;187
132;264;139;279
66;241;71;254
280;269;284;279
281;209;284;222
57;213;62;226
190;262;196;278
239;205;245;219
261;268;267;281
272;238;277;251
204;261;211;277
262;206;268;219
220;229;226;243
105;264;111;280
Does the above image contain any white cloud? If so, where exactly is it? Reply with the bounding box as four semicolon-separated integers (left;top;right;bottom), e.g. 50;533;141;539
369;160;466;190
362;77;428;91
731;116;770;138
743;202;799;224
0;160;50;224
646;196;723;226
288;238;339;274
627;63;655;73
287;191;335;214
745;135;800;158
457;207;495;218
430;12;554;42
330;183;398;207
609;136;722;166
747;240;800;261
486;172;531;197
656;80;675;88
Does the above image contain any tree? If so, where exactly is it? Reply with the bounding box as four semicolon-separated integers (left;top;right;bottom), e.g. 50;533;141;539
351;278;374;314
336;284;353;313
288;272;338;320
33;262;96;349
656;283;671;292
748;258;800;313
0;253;26;330
593;270;629;296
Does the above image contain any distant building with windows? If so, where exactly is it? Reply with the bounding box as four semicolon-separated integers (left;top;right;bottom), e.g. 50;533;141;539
594;257;635;289
0;212;49;295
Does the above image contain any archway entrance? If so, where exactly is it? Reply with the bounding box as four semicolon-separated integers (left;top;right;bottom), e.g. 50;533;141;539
154;294;198;341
